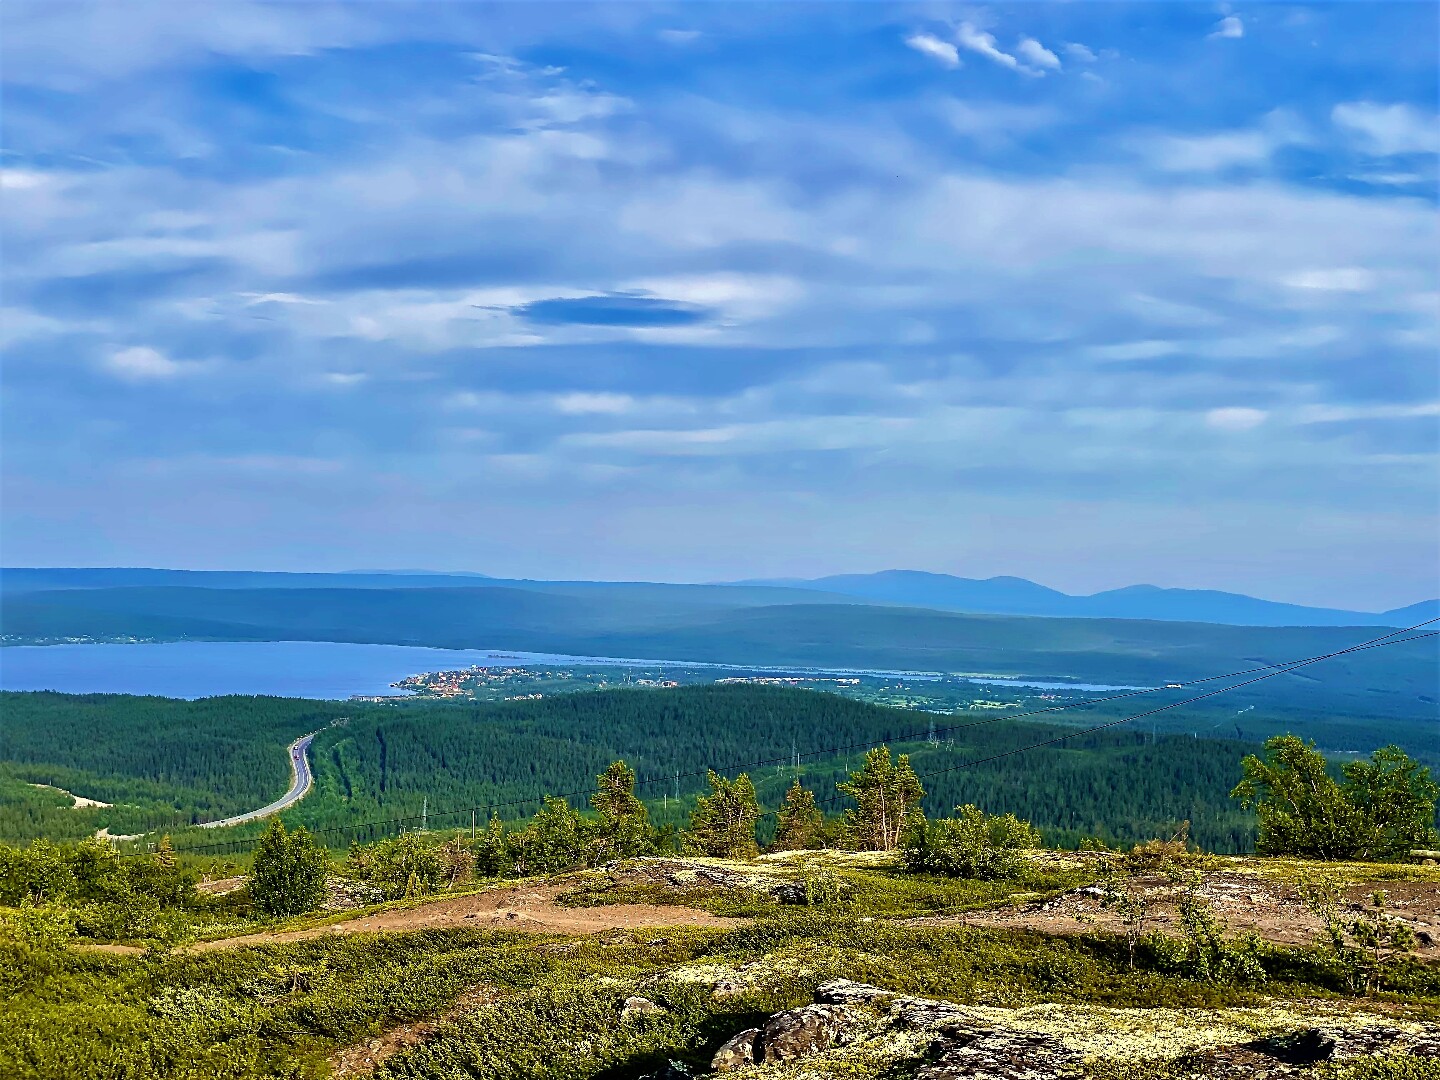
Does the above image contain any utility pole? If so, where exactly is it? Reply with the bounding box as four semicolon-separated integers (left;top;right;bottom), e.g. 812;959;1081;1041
422;796;428;832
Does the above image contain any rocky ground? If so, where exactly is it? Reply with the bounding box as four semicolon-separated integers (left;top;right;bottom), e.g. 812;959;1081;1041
693;979;1440;1080
953;868;1440;960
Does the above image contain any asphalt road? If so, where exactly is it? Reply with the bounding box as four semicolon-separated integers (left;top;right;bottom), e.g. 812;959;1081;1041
197;732;316;829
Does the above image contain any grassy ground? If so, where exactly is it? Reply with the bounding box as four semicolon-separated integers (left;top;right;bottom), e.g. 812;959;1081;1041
4;851;1440;1079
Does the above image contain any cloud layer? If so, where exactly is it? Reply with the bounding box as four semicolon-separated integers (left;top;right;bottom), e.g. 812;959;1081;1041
1;1;1436;608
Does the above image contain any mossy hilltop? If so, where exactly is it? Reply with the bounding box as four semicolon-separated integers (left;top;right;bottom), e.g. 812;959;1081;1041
4;848;1439;1080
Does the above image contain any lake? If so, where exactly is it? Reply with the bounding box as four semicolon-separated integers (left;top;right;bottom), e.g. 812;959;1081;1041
0;640;1148;699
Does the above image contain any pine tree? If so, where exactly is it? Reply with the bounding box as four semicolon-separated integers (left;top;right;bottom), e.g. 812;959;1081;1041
249;819;329;917
685;771;761;858
772;780;826;851
591;760;651;861
153;835;176;870
838;746;925;851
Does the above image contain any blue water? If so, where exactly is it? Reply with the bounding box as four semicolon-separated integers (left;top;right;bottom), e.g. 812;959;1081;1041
0;641;1147;699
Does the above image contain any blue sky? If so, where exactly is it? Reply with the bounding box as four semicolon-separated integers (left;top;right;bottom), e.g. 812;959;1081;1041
2;2;1436;609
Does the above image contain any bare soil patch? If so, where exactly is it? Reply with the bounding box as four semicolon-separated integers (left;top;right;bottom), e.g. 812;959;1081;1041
88;879;740;954
327;983;500;1077
926;870;1440;957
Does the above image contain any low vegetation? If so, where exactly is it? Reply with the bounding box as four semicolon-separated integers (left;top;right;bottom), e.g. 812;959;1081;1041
2;705;1438;1078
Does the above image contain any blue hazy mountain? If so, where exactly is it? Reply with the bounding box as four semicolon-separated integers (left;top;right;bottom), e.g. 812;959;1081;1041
4;566;1430;628
734;570;1432;628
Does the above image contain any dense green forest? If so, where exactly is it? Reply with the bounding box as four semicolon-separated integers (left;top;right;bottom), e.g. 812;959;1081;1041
0;694;336;841
6;683;1436;854
0;685;1293;853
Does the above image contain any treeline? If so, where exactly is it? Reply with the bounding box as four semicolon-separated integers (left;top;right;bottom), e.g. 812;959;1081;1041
292;686;1260;852
9;685;1419;854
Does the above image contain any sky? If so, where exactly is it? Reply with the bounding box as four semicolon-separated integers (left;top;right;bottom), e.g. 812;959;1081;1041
2;2;1437;610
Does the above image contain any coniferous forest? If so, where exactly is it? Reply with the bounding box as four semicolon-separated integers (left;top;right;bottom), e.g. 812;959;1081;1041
0;684;1369;853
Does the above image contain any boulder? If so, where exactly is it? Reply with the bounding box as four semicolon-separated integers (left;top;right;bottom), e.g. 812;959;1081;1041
916;1026;1082;1080
621;995;666;1020
711;1028;760;1072
758;1004;862;1063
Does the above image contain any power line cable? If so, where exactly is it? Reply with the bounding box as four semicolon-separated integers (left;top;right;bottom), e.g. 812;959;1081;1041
776;621;1438;818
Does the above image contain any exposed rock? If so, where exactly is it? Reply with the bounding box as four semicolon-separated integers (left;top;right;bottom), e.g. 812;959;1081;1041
769;881;809;904
621;995;666;1020
915;1026;1082;1080
817;979;966;1030
711;1028;760;1072
712;980;1440;1079
324;876;386;910
758;1003;863;1063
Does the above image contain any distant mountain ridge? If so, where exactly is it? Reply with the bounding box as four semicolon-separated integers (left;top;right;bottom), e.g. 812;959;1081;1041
2;566;1432;629
731;570;1435;628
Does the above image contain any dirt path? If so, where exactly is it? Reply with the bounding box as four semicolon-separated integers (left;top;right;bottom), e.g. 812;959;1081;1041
328;984;501;1077
87;880;739;954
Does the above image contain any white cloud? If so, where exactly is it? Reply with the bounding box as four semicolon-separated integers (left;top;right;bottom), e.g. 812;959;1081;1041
1206;406;1267;431
905;32;960;69
553;391;636;415
1144;129;1274;172
1016;38;1061;71
1296;401;1440;424
956;22;1019;69
1332;102;1440;156
1209;15;1244;39
100;345;196;381
323;372;368;387
0;168;52;190
1348;171;1425;187
657;29;701;45
1063;42;1097;62
1283;268;1377;292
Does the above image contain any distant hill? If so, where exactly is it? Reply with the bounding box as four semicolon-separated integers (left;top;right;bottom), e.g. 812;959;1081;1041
734;570;1432;628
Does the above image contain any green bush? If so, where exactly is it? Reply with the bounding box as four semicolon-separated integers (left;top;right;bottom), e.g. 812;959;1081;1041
900;804;1041;880
1231;737;1438;860
249;820;329;916
346;832;444;901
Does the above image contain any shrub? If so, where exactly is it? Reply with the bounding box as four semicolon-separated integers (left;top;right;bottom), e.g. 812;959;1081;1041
250;820;329;916
472;815;516;878
1151;866;1267;985
900;804;1040;880
346;832;445;900
1231;737;1438;860
1299;881;1418;995
509;797;595;876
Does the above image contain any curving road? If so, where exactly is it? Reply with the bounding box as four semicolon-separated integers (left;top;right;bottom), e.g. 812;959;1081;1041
197;732;316;829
